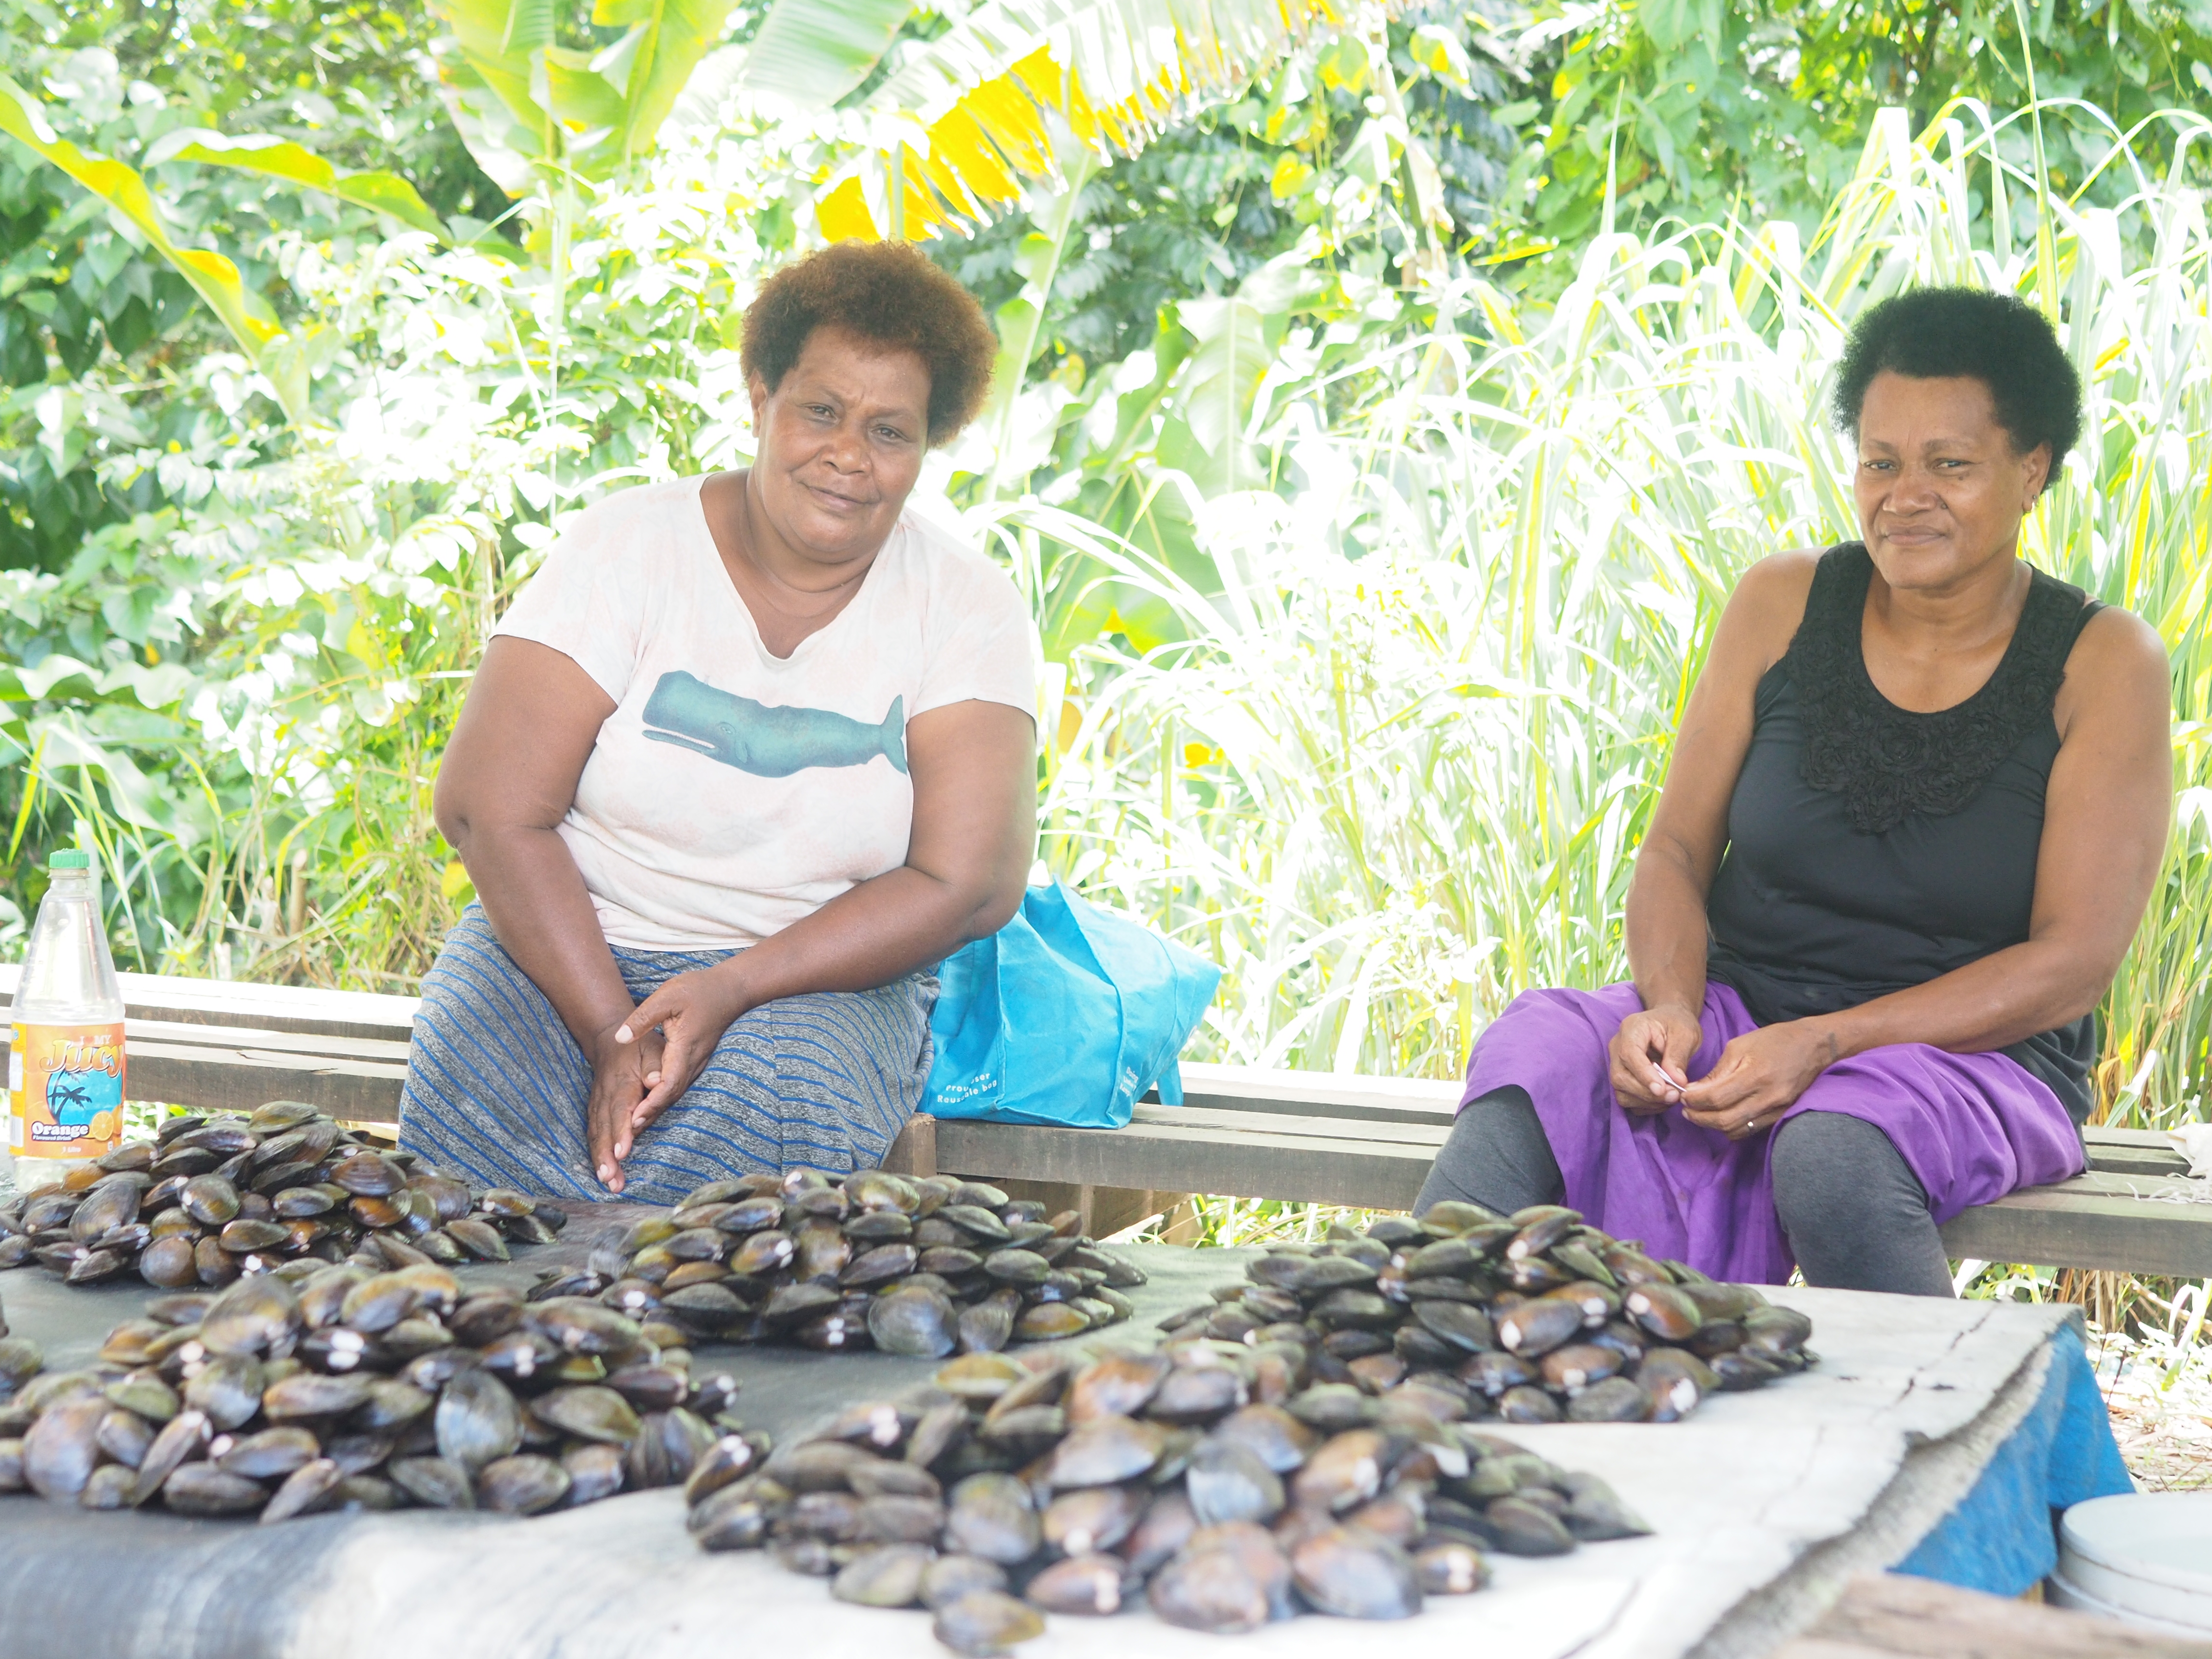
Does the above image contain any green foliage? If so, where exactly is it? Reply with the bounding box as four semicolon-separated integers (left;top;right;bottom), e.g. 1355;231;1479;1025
0;47;826;980
1495;0;2212;271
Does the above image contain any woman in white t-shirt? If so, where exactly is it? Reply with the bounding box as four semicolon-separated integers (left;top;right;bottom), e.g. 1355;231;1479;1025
396;242;1036;1204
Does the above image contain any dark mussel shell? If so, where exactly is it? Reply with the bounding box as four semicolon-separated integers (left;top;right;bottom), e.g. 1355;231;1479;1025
919;1554;1009;1611
1496;1386;1563;1425
1416;1540;1491;1594
1289;1523;1423;1619
1623;1282;1702;1341
162;1463;268;1517
435;1367;523;1473
932;1589;1044;1657
478;1453;571;1515
944;1472;1039;1564
832;1542;934;1608
1564;1375;1648;1422
1185;1438;1284;1527
956;1298;1015;1355
328;1151;406;1198
22;1395;106;1499
866;1284;958;1358
1483;1494;1577;1555
261;1457;346;1524
1024;1552;1130;1615
1148;1522;1293;1633
389;1455;477;1510
1494;1298;1583;1358
562;1443;627;1508
219;1426;321;1480
180;1175;242;1227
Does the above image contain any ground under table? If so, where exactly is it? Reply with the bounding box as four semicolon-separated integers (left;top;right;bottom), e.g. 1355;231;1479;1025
0;1229;2092;1659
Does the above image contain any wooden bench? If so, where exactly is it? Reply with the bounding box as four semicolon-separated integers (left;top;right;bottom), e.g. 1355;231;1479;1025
5;967;2207;1276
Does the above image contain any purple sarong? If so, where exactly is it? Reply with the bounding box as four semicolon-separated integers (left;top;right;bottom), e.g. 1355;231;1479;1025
1460;980;2087;1284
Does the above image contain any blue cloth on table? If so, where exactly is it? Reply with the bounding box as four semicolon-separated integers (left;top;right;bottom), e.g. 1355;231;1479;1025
1896;1320;2134;1596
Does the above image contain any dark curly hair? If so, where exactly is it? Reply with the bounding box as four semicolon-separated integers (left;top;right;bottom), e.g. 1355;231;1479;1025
739;242;997;447
1830;288;2082;494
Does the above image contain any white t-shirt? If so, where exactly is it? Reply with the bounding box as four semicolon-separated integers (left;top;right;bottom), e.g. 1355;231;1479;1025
490;477;1035;951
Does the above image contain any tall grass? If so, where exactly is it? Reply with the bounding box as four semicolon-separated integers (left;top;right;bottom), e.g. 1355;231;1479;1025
1014;98;2212;1136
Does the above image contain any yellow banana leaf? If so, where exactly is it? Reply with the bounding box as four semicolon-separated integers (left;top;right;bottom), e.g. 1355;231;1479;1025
0;76;306;422
819;0;1365;242
143;130;443;235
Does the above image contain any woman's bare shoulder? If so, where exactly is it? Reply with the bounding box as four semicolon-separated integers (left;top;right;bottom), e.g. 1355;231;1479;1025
2059;601;2170;728
1713;547;1827;672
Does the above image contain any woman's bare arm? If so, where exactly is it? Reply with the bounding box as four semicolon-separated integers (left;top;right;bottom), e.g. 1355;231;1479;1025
434;638;673;1187
1680;606;2172;1133
1611;553;1817;1107
434;637;630;1048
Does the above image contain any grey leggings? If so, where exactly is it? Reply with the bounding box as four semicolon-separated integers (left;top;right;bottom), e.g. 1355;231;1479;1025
1415;1086;1955;1297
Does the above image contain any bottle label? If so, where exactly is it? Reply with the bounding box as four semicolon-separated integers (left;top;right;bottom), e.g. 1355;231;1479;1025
8;1022;126;1160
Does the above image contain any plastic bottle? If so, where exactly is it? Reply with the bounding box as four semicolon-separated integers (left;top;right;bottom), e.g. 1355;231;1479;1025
7;850;126;1192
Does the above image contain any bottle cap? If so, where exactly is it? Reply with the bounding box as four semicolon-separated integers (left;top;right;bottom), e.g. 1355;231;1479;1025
48;851;90;870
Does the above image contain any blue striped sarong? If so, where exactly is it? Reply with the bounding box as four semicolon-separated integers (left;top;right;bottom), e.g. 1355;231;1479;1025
397;905;935;1205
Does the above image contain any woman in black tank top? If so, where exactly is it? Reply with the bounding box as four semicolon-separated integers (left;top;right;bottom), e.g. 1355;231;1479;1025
1418;289;2173;1298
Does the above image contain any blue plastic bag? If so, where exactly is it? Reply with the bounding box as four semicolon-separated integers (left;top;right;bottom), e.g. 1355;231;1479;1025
924;880;1222;1128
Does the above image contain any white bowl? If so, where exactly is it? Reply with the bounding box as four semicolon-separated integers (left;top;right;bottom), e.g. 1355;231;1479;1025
2056;1491;2212;1633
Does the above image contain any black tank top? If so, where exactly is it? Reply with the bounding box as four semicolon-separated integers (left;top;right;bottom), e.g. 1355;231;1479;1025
1703;543;2103;1121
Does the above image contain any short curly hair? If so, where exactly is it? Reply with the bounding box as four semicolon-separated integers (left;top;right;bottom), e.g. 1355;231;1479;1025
1830;287;2082;494
739;242;998;447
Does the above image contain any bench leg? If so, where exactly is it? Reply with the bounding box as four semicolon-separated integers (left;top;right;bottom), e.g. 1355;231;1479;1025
880;1114;938;1180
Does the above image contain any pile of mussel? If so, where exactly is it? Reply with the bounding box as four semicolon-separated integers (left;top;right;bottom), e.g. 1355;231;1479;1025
564;1170;1146;1357
1166;1204;1816;1423
0;1102;564;1288
0;1262;760;1521
686;1338;1654;1650
0;1291;41;1408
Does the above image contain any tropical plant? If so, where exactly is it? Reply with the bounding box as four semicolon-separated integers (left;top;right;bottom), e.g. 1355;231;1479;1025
1497;0;2212;269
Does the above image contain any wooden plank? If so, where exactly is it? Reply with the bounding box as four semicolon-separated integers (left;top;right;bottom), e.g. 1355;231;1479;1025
0;963;420;1041
935;1116;1428;1210
1130;1102;1448;1149
1162;1061;1457;1124
124;1042;404;1122
123;1017;411;1064
2085;1125;2192;1178
1794;1571;2212;1659
1942;1183;2212;1277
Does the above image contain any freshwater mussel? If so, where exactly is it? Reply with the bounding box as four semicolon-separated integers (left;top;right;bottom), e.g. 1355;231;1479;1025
1166;1202;1817;1424
539;1168;1150;1358
0;1102;564;1291
688;1330;1657;1651
0;1258;768;1524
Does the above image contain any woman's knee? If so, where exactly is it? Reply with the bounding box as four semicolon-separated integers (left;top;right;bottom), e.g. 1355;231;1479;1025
1417;1086;1563;1218
1772;1111;1928;1223
1771;1110;1952;1297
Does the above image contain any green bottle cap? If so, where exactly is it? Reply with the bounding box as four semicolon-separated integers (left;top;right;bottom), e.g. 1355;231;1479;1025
48;851;90;870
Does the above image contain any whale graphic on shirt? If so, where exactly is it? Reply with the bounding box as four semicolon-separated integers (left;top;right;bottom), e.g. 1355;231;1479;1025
640;670;908;777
